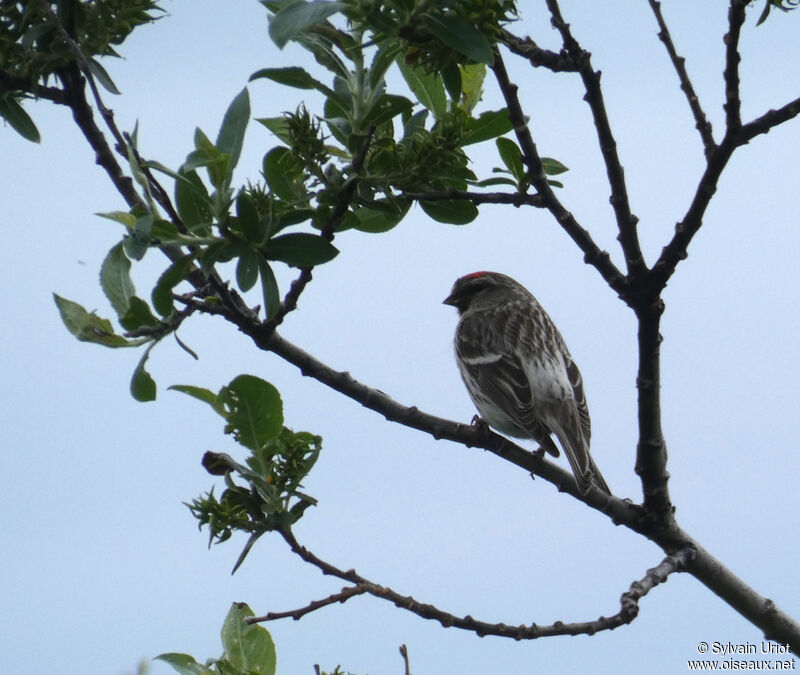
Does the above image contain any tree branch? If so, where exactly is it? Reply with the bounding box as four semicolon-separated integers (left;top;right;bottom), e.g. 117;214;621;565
0;68;67;104
647;0;717;157
249;529;696;640
490;50;630;300
498;30;578;72
740;94;800;142
544;0;646;279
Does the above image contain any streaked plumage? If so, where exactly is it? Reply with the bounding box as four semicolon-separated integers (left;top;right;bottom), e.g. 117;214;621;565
444;271;609;495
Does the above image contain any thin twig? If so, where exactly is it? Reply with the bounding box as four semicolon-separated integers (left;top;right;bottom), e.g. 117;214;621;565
249;586;367;622
647;0;716;157
544;0;646;279
251;529;696;640
490;49;629;300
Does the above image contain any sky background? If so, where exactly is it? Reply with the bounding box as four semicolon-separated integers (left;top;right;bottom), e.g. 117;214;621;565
2;1;799;674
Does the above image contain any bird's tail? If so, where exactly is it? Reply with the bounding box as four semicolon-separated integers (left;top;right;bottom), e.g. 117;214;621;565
559;434;610;495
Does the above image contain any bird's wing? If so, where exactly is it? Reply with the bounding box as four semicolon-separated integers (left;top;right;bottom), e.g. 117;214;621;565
562;352;591;445
455;322;560;456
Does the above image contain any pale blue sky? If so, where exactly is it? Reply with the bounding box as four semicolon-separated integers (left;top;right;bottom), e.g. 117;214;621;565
2;2;799;673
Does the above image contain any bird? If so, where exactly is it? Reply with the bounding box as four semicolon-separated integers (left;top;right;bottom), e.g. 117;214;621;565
443;271;610;495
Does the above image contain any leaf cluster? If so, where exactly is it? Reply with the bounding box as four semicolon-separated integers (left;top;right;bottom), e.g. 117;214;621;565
177;376;321;571
0;0;162;84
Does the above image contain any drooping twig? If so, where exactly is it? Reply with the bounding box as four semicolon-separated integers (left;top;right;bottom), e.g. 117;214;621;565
647;0;717;157
544;0;646;280
490;50;630;301
249;529;696;640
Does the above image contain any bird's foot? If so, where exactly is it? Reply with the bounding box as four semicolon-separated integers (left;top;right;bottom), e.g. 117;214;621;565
470;415;492;440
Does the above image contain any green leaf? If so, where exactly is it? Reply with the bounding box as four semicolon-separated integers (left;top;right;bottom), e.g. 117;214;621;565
131;346;157;402
0;96;41;143
421;13;494;65
169;384;226;416
100;242;135;320
153;653;212;675
190;128;231;191
87;58;121;94
268;1;346;49
256;116;292;145
53;294;133;348
460;63;486;113
96;211;137;228
250;66;319;89
236;248;261;292
461;109;513;146
121;296;159;331
542;156;569;176
397;59;446;119
262;147;304;200
441;61;462;103
469;175;518;188
152;255;195;317
175;169;213;236
236;191;261;242
257;257;280;319
220;375;284;450
420;199;478;224
352;200;409;233
217;88;250;171
123;215;154;261
496;137;526;183
221;603;277;675
265;233;338;267
363;94;414;128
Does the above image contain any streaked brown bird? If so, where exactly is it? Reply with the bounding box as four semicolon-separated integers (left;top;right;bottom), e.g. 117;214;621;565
444;271;610;495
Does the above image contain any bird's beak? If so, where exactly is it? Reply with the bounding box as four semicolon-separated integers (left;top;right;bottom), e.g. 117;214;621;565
443;292;457;306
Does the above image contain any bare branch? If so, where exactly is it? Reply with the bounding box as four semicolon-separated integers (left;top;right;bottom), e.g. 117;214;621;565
249;586;367;622
633;300;673;516
723;0;747;133
499;30;578;72
741;94;800;142
490;50;629;300
250;529;696;640
402;188;545;207
649;138;736;290
544;0;646;279
647;0;717;157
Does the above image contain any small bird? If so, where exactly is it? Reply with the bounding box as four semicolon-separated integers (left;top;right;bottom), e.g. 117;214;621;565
444;271;610;495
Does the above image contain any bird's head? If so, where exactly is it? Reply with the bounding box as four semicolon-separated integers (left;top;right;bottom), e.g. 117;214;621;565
443;271;524;314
